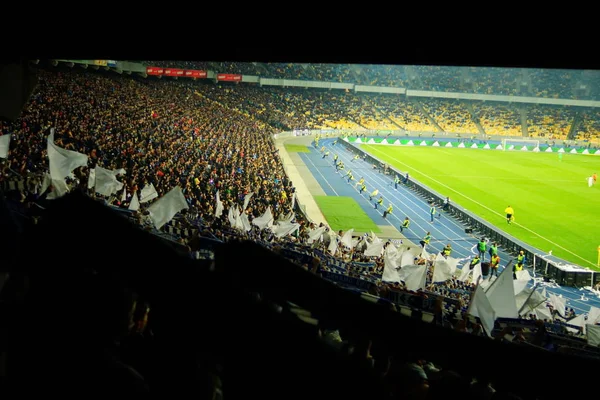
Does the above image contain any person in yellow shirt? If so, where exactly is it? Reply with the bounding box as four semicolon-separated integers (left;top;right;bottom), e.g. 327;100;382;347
504;205;514;224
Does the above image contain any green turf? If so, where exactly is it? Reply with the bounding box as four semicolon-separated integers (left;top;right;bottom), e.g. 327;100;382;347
314;196;381;233
284;144;311;153
362;145;600;270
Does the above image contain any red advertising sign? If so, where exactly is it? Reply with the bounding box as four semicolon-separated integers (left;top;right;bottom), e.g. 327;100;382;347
146;66;164;76
184;70;207;78
164;68;185;77
217;73;242;82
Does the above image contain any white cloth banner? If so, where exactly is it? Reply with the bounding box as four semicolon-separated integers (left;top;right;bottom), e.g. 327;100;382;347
129;192;140;211
486;265;518;318
252;207;274;230
308;226;327;244
0;134;11;158
458;260;472;281
273;221;300;238
291;191;296;210
139;183;159;203
340;229;355;249
215;191;224;218
228;206;236;228
240;212;252;232
399;247;420;268
121;187;127;202
46;178;69;200
468;285;496;338
588;306;600;325
382;253;401;282
534;302;553;321
549;293;566;317
328;236;338;256
397;264;427;291
47;132;88;181
364;240;385;257
41;173;52;195
243;192;253;211
94;166;124;197
586;324;600;347
432;253;458;283
87;168;96;189
567;314;585;334
147;186;189;229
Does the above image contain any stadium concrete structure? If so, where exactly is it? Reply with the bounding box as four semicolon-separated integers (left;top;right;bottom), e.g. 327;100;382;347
3;60;600;367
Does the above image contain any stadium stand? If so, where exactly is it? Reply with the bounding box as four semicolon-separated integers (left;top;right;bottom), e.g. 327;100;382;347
2;61;600;399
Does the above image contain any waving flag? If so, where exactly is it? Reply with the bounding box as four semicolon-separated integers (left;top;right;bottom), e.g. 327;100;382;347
243;192;253;211
0;134;11;158
252;207;274;230
215;191;224;217
129;192;140;211
147;186;189;229
47;131;88;180
140;183;159;203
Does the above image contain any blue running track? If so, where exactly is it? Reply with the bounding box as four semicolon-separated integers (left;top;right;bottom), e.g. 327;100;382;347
298;138;600;316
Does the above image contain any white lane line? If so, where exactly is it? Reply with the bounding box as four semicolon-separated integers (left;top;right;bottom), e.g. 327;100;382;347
330;143;479;258
364;145;598;269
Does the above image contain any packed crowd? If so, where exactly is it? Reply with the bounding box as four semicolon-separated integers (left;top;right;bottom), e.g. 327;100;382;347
2;65;600;398
136;61;597;101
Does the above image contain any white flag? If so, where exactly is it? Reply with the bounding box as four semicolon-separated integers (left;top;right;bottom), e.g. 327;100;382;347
534;302;553;321
47;131;88;181
139;183;159;203
121;186;127;202
252;207;274;230
586;324;600;347
397;264;427;291
272;221;300;238
240;212;252;232
458;260;472;281
40;173;52;195
215;191;224;218
486;265;518;318
382;253;401;282
94;166;124;197
147;186;189;229
243;192;253;211
308;226;327;244
228;207;236;228
566;314;585;334
46;178;70;200
432;253;456;283
468;285;496;338
399;247;421;268
549;293;566;317
291;191;296;210
129;192;140;211
588;306;600;325
364;240;385;257
328;236;338;256
87;168;96;189
340;229;355;249
0;134;11;158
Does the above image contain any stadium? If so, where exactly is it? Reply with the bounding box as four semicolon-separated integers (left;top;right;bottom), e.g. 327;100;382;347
1;59;600;399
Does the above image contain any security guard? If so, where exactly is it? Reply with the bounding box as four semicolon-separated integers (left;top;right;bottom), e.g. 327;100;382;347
400;217;410;233
420;232;432;248
383;203;393;219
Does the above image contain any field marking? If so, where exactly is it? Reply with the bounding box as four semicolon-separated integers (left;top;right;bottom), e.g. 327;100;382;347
365;145;598;269
330;143;479;259
428;175;587;183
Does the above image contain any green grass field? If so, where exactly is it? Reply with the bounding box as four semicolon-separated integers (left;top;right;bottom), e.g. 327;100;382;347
314;196;381;233
284;144;311;153
362;145;600;270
